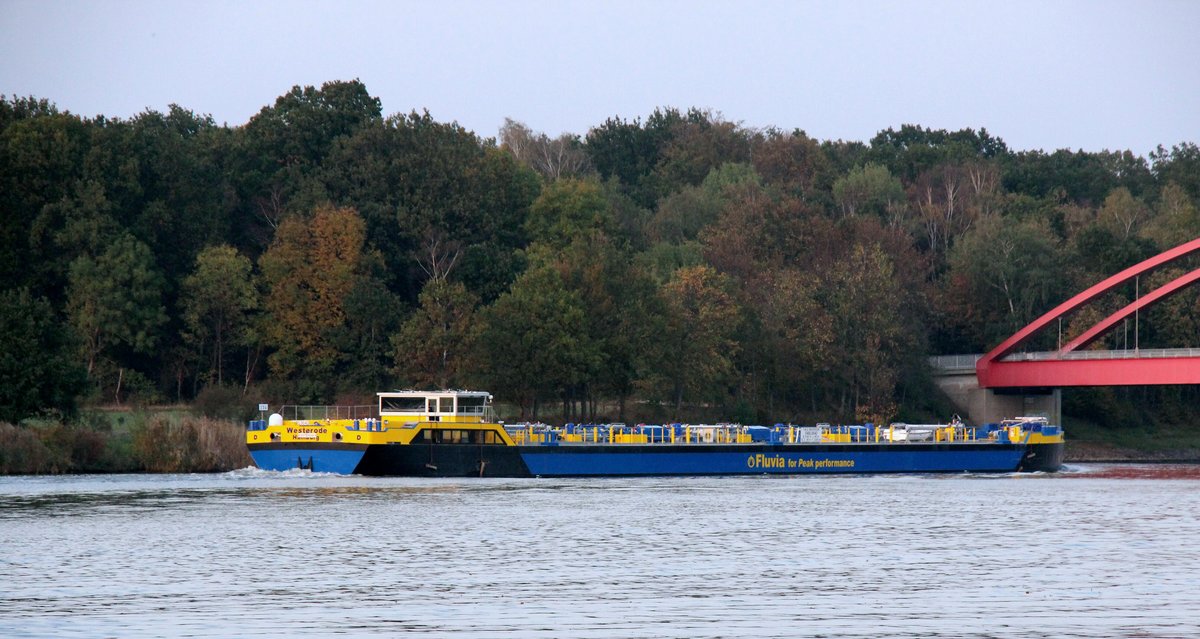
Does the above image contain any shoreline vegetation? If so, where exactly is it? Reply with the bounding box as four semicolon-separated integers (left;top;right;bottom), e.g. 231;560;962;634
0;409;250;475
1;406;1197;475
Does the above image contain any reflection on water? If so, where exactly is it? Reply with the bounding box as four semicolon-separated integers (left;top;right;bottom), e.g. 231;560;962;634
1060;463;1200;480
1;466;1198;638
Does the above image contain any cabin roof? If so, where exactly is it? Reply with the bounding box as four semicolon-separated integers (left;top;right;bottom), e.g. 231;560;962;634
376;390;491;398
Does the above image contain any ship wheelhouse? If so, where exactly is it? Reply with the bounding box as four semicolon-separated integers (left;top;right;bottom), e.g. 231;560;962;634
377;390;494;424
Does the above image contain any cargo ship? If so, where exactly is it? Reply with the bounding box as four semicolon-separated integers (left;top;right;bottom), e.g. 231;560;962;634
245;390;1064;476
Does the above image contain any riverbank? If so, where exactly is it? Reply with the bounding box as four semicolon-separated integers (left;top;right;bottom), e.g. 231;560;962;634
1063;416;1200;463
0;410;250;474
1065;440;1200;463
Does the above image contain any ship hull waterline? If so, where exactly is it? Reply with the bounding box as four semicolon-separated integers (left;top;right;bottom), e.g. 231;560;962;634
248;441;1063;477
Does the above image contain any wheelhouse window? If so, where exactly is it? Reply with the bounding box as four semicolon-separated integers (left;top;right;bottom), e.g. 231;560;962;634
458;395;487;415
381;396;425;413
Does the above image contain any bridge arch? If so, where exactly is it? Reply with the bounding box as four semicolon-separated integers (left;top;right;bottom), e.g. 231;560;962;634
976;236;1200;387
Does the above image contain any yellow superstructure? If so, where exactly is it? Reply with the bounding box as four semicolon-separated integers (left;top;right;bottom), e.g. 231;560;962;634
246;390;516;448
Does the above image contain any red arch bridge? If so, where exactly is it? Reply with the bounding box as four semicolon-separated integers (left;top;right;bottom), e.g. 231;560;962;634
930;237;1200;425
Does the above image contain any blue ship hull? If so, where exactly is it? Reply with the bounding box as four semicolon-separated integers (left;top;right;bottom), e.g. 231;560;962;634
249;445;367;474
518;443;1027;476
257;441;1038;476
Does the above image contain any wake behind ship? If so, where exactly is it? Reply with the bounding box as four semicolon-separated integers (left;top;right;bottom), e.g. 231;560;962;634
245;390;1065;476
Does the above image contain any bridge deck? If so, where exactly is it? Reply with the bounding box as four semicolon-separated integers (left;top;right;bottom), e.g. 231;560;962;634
931;349;1200;387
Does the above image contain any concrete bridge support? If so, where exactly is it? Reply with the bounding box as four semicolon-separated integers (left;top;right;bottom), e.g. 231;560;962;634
932;370;1062;426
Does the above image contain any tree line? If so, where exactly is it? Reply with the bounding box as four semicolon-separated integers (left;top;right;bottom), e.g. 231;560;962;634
3;80;1199;426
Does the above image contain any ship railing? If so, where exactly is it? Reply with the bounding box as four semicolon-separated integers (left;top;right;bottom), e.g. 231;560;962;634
808;423;981;444
504;421;993;445
279;405;378;422
512;423;763;445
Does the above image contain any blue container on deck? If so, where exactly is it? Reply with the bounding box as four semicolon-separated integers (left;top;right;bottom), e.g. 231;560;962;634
745;426;772;442
248;420;266;431
996;428;1011;444
848;425;870;442
641;425;668;441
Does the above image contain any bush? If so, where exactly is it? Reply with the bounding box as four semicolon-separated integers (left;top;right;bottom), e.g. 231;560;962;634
118;368;164;407
194;384;252;421
39;422;108;471
0;422;57;473
132;415;252;472
0;420;116;474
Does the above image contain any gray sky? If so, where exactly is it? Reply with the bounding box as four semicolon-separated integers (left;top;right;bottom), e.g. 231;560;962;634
2;0;1197;156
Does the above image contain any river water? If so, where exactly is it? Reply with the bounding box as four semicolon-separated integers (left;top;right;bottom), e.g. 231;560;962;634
1;465;1198;638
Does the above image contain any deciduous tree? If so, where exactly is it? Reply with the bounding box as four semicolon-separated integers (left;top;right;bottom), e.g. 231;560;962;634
65;233;166;400
475;266;595;418
392;278;479;389
181;245;257;387
259;204;367;381
0;288;85;422
657;265;741;412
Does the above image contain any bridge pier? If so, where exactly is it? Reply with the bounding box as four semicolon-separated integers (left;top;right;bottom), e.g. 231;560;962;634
932;368;1062;426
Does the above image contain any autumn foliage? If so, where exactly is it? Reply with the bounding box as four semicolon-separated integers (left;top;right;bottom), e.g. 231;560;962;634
3;83;1200;428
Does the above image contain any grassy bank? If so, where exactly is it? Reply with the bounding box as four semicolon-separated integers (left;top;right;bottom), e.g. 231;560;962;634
0;409;251;474
1063;415;1200;462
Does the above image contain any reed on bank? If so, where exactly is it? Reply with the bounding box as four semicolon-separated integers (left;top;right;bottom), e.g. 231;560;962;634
0;413;251;474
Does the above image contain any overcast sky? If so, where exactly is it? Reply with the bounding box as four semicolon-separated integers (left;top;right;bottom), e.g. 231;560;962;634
2;0;1197;156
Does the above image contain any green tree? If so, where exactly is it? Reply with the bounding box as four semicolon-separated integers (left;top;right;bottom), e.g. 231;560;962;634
1098;187;1152;240
1144;183;1200;248
944;216;1067;350
649;162;761;245
651;112;752;194
233;80;383;253
524;178;615;248
1002;149;1148;205
545;233;664;421
868;125;1008;182
475;266;596;418
584;108;689;208
656;265;742;412
392;278;479;389
320;112;539;303
758;268;834;417
65;233;166;399
27;180;122;298
822;243;916;424
832;163;905;219
329;267;402;392
1150;142;1200;201
118;107;233;285
0;109;90;293
181;245;257;388
0;288;86;422
1142;267;1200;349
240;79;382;183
